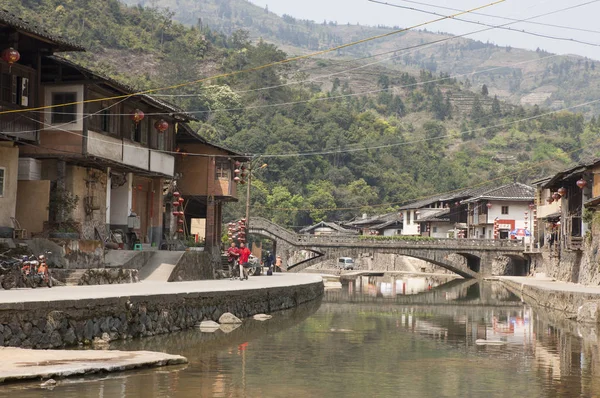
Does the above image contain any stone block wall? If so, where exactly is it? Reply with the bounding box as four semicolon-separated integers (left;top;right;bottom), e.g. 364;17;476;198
0;281;323;348
168;251;214;282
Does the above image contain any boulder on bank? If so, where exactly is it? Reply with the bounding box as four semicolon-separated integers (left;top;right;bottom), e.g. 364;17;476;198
219;313;242;324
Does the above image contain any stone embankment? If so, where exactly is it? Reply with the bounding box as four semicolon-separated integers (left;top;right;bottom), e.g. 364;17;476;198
0;275;323;349
500;276;600;323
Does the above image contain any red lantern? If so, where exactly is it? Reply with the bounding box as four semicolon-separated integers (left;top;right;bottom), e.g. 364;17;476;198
234;161;241;168
177;229;184;234
486;203;492;209
546;197;554;204
178;219;184;224
172;201;180;206
1;48;20;69
234;176;241;183
173;191;181;197
552;192;561;201
234;169;241;175
557;187;567;197
178;211;184;216
154;119;169;133
178;197;184;205
172;211;179;216
577;179;588;189
130;109;145;124
239;180;246;185
241;218;246;223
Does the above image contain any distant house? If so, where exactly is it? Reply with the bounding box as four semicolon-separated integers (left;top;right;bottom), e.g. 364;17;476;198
300;221;358;236
342;212;399;235
415;209;452;238
370;218;403;236
398;193;471;236
463;182;535;240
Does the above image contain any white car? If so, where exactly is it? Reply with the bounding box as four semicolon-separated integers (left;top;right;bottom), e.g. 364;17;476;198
338;257;355;270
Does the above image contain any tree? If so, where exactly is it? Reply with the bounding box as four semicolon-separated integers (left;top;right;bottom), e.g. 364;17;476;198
481;84;489;96
491;95;501;117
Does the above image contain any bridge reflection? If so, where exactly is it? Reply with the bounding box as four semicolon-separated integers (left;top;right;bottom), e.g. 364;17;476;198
325;278;522;307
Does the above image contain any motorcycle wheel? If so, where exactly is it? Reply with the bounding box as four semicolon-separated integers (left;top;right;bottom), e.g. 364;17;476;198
47;277;53;288
2;272;17;290
253;267;262;276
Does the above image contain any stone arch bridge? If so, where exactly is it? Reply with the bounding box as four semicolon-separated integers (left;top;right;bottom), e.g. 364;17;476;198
248;217;528;279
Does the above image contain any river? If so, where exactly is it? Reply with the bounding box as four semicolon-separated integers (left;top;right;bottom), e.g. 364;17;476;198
2;275;600;397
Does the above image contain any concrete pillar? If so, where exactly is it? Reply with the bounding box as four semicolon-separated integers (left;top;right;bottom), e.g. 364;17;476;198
105;167;111;228
205;197;216;250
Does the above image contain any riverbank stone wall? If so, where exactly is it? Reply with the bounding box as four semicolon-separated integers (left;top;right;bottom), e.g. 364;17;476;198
0;281;323;349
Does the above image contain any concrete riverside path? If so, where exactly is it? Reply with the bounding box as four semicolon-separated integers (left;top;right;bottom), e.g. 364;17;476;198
499;276;600;295
0;347;187;384
0;273;323;304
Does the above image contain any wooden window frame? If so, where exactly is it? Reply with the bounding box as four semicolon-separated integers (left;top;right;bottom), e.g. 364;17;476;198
0;167;5;197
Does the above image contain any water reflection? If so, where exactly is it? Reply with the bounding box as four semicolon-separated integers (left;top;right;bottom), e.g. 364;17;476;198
3;281;600;397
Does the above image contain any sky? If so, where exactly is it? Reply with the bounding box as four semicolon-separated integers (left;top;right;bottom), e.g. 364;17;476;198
248;0;600;60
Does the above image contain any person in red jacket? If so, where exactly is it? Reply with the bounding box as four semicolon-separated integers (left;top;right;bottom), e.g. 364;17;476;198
238;242;252;280
226;242;240;279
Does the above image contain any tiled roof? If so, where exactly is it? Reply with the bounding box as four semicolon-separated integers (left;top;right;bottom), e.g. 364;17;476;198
543;156;600;188
344;212;398;227
463;182;534;202
300;221;358;234
47;56;197;122
0;9;84;51
415;209;451;222
371;219;402;230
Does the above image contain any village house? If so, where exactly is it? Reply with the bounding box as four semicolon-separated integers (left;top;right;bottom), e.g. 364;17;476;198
540;158;596;252
173;123;243;250
399;193;471;237
299;221;358;236
0;10;84;239
342;212;400;235
0;11;242;251
18;56;194;246
463;182;535;240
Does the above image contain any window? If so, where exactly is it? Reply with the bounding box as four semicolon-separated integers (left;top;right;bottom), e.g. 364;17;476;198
215;159;230;180
406;211;411;224
51;92;77;124
100;109;111;133
432;226;438;233
0;167;4;197
0;74;26;105
501;206;509;215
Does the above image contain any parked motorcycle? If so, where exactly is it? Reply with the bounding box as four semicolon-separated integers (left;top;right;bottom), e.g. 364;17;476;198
0;255;21;290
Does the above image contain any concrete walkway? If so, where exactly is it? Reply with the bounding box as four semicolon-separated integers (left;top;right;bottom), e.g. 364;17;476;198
499;276;600;295
138;251;185;282
0;347;187;383
0;274;323;305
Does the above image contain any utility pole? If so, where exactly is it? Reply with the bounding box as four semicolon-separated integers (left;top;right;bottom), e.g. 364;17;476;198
245;167;252;229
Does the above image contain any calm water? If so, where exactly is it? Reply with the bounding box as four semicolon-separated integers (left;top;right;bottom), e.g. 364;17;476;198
3;276;600;397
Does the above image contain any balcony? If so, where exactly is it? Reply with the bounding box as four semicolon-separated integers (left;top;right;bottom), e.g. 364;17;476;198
0;110;38;141
87;131;174;176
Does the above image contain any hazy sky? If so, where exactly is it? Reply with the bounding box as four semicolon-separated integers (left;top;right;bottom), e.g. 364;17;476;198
248;0;600;60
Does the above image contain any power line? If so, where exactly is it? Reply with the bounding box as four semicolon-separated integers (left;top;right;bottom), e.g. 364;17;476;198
369;0;600;48
390;0;600;35
0;0;506;116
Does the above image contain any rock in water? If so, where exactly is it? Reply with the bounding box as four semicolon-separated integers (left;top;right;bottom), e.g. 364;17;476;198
197;320;220;332
253;314;273;321
40;379;57;388
219;313;242;324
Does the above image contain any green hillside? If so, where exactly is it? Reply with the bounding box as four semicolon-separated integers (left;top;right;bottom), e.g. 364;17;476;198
5;0;600;226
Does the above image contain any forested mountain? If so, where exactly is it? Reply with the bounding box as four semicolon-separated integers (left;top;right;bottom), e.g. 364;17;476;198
122;0;600;117
5;0;600;226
